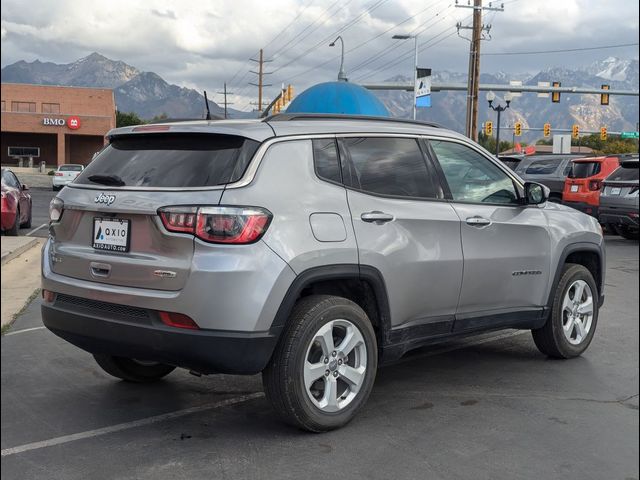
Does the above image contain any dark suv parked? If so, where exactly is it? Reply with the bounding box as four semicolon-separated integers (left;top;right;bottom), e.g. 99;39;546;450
499;154;585;202
599;158;639;240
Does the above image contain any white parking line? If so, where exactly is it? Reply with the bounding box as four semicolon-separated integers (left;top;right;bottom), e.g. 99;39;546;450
3;326;46;337
0;329;527;457
1;392;265;457
25;223;47;236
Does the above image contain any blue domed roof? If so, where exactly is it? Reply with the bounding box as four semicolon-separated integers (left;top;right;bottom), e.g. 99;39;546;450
286;81;389;117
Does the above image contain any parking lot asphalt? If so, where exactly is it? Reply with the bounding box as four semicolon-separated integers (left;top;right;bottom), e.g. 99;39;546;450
19;187;57;238
1;237;638;480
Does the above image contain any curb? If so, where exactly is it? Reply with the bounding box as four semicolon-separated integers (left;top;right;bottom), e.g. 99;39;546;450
1;237;40;266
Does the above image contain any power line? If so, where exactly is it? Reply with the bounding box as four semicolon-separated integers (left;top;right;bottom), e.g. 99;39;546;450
482;42;639;56
349;4;454;75
269;0;347;62
270;0;388;74
262;0;318;52
285;0;444;82
352;23;462;82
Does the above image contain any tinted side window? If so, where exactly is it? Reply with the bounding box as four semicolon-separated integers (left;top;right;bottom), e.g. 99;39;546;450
430;140;519;204
342;137;438;198
570;162;601;178
312;139;341;184
525;159;560;175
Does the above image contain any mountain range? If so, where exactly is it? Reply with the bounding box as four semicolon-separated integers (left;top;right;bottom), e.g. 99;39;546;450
1;53;638;140
0;52;248;119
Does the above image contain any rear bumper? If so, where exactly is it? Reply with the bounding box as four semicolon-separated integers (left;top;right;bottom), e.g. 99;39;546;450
564;201;599;218
42;298;281;375
599;207;639;228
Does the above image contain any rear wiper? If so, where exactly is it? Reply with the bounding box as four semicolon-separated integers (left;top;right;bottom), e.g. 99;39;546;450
87;174;125;187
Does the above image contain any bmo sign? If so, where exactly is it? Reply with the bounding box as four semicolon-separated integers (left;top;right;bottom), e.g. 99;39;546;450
42;116;81;130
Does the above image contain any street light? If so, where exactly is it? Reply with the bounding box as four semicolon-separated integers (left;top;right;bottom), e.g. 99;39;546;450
329;36;347;82
392;34;418;120
486;91;513;155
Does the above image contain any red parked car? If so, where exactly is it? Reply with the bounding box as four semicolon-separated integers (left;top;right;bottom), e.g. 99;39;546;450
1;168;32;236
563;156;621;218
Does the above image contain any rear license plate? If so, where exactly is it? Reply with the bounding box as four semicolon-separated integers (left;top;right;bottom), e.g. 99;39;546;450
570;185;579;192
610;187;621;195
93;218;130;252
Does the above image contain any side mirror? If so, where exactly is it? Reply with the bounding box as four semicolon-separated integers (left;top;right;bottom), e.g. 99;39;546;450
21;184;29;191
524;182;548;205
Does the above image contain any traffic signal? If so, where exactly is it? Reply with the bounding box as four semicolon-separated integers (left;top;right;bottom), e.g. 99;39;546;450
485;121;493;136
514;122;522;136
600;126;607;141
601;84;610;106
285;84;294;103
543;123;551;137
551;81;561;103
572;124;580;139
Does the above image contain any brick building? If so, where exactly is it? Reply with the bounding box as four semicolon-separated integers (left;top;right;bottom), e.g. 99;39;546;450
1;83;116;166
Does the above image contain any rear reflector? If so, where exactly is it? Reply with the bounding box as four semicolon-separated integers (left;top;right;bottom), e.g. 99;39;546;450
159;206;272;244
158;311;199;330
42;290;56;303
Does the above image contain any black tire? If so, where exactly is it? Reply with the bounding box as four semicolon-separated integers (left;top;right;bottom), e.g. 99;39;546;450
52;185;60;191
615;225;639;240
532;263;599;359
263;295;378;432
6;207;19;236
93;354;176;382
21;202;32;228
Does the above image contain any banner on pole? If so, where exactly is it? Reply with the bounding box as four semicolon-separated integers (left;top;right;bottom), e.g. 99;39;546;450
415;68;432;108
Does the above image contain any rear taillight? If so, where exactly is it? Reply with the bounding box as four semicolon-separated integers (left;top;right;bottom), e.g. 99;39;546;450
158;311;199;330
158;206;272;244
49;197;64;222
589;180;602;191
159;207;197;233
55;172;64;176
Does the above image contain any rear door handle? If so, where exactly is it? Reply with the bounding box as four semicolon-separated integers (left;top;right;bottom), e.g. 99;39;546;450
466;216;492;227
361;211;394;224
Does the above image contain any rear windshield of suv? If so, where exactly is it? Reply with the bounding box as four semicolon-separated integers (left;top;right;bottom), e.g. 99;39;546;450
525;159;560;175
75;134;260;188
570;162;601;178
59;165;83;172
607;165;639;182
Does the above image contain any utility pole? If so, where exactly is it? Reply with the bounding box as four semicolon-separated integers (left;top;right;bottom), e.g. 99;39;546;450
456;0;504;141
217;82;234;119
249;49;272;113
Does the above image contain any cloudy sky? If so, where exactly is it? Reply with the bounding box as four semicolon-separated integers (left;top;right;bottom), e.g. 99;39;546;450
1;0;638;111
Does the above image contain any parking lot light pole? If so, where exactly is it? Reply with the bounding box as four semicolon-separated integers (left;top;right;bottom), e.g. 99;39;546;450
487;91;513;155
392;34;418;120
329;36;347;82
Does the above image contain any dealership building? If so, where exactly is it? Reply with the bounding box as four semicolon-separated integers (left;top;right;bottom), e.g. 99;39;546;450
1;83;116;166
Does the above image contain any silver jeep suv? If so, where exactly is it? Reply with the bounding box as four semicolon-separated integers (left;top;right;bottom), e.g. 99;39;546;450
42;114;605;432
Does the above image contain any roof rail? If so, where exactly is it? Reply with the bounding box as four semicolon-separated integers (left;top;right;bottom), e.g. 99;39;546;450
262;113;442;129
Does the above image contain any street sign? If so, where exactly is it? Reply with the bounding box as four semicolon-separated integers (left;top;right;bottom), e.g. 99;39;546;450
621;131;639;139
553;134;571;154
509;80;522;98
415;68;432;108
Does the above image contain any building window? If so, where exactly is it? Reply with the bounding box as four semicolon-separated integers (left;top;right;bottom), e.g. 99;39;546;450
1;101;5;111
8;146;40;158
42;103;61;114
11;101;36;113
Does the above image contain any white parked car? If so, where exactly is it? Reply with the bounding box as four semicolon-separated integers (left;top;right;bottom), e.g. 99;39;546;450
53;164;84;191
